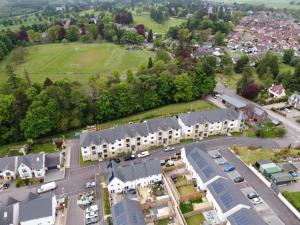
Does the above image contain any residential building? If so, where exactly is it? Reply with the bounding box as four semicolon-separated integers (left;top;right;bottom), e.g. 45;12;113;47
268;84;286;99
45;153;62;171
105;159;162;193
80;117;181;161
289;93;300;109
17;154;45;179
181;144;267;224
146;117;182;147
19;193;57;225
80;122;150;161
112;198;146;225
0;204;15;225
0;157;17;181
244;103;268;123
178;108;244;140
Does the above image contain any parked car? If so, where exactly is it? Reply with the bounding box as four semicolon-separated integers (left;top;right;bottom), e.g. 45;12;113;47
128;189;136;194
85;181;96;189
2;183;9;189
211;153;222;159
224;165;235;172
86;217;98;224
247;192;259;199
284;108;291;113
123;154;135;161
234;177;244;183
113;158;121;163
37;182;56;194
290;171;299;177
164;146;175;152
137;151;150;158
251;197;263;205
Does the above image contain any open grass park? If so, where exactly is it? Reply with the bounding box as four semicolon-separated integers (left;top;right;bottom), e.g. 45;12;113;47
133;12;185;34
0;42;154;86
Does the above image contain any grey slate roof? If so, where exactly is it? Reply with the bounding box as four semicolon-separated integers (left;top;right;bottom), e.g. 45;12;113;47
105;159;162;185
80;122;149;147
146;117;181;133
220;94;247;109
227;208;267;225
45;153;61;168
0;157;16;172
17;154;44;170
179;108;244;126
112;198;146;225
0;205;14;225
185;147;225;183
207;177;250;212
19;192;54;222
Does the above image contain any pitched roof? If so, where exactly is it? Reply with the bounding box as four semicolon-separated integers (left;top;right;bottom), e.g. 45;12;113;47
219;95;247;108
45;153;61;168
179;108;244;127
105;159;162;184
146;117;180;133
207;177;250;212
19;193;55;222
0;205;14;225
271;172;294;183
227;208;267;225
80;122;149;147
269;84;285;95
112;198;146;225
17;154;44;171
0;157;16;172
185;147;224;183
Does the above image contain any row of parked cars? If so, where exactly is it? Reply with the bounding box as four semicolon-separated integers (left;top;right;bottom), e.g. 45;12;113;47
85;205;99;225
211;152;263;205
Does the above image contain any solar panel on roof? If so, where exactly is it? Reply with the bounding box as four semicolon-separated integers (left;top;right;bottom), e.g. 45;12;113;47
202;167;215;179
220;192;234;209
211;182;225;193
232;213;250;225
191;152;207;169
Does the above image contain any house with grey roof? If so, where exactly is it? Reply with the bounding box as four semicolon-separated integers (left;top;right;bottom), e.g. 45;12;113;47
0;204;15;225
0;157;17;181
289;93;300;109
17;154;45;179
45;153;62;171
105;159;162;193
19;192;57;225
244;103;268;123
146;117;181;147
181;144;266;224
112;198;146;225
178;108;245;139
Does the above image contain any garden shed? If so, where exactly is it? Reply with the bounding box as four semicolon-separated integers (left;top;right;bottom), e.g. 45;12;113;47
271;172;294;185
255;160;273;169
259;163;282;178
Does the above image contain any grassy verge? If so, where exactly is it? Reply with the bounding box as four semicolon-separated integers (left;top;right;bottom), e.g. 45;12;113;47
100;175;111;215
282;191;300;212
157;218;172;225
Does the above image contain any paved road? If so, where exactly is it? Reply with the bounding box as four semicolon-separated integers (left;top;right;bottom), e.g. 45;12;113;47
221;149;300;225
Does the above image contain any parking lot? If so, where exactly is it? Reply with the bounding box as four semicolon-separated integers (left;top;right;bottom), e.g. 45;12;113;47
208;148;291;225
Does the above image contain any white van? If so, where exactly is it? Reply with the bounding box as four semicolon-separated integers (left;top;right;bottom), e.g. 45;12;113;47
37;182;56;194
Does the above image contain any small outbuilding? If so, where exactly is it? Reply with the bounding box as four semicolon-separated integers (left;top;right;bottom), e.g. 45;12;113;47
259;163;282;178
244;103;268;123
219;94;247;110
281;163;298;173
271;172;294;185
255;159;273;169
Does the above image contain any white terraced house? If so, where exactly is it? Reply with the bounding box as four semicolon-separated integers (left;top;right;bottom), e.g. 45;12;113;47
0;157;17;181
80;108;245;161
181;144;267;225
17;154;46;179
80;117;181;161
104;159;162;194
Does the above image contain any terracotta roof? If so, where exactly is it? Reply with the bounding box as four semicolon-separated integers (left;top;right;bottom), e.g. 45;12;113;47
269;84;285;95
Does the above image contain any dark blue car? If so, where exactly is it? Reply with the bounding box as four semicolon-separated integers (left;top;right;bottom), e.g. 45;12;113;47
224;165;235;172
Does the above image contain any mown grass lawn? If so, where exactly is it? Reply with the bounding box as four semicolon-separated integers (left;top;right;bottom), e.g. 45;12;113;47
282;191;300;212
133;12;185;34
0;42;154;86
177;184;196;196
185;213;205;225
157;218;172;225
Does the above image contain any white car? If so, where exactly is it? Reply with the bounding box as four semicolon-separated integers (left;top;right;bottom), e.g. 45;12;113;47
85;181;96;189
164;146;175;152
137;151;150;158
284;108;291;113
251;197;263;205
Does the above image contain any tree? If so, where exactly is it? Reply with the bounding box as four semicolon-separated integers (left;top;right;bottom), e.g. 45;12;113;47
43;77;53;87
236;66;254;94
86;24;98;40
0;95;16;144
283;49;294;65
234;55;249;73
147;29;153;42
173;74;194;102
214;31;224;46
147;57;153;69
67;25;79;42
24;69;31;87
120;31;144;44
135;24;145;37
241;82;261;100
48;25;60;42
167;26;179;39
18;30;29;42
6;65;20;93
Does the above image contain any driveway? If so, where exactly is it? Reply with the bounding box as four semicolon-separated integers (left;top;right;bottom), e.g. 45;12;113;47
220;148;300;225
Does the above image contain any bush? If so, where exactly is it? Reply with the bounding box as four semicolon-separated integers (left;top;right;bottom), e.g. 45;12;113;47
180;201;193;214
